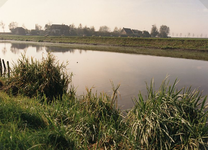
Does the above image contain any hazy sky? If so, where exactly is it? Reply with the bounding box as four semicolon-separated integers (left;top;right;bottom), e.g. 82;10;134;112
0;0;208;37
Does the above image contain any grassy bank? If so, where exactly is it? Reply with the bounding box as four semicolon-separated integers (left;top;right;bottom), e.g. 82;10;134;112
1;34;208;61
0;53;208;149
0;78;208;149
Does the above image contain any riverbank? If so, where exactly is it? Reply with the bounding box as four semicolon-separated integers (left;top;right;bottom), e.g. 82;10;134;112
1;34;208;61
0;78;208;149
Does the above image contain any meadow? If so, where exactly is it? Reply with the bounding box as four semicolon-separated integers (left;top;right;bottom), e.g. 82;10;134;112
0;53;208;149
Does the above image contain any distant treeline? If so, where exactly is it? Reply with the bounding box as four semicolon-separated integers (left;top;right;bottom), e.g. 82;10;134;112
1;21;170;38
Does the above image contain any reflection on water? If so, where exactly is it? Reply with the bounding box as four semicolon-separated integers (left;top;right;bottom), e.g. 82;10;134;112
11;43;29;50
8;43;44;54
45;46;87;54
2;46;6;54
45;46;74;53
1;42;208;110
8;43;86;54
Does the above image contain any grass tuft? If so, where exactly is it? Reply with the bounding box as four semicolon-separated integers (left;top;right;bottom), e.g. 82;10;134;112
126;78;208;149
3;53;72;102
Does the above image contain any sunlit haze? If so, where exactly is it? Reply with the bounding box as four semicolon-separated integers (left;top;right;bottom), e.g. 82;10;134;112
0;0;208;37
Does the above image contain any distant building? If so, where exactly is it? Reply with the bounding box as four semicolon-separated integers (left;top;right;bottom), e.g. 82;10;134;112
11;27;26;35
30;29;39;35
121;28;145;37
30;29;44;36
121;28;134;36
49;24;70;36
132;29;143;37
142;30;151;37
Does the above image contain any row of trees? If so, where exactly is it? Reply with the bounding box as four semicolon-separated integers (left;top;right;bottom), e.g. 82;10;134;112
171;33;207;38
151;25;170;38
44;24;123;37
5;22;120;36
0;21;170;38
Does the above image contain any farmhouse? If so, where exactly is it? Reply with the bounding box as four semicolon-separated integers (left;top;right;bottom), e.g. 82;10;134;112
49;24;70;36
121;28;134;36
121;27;151;37
11;27;26;35
132;29;142;37
121;28;144;37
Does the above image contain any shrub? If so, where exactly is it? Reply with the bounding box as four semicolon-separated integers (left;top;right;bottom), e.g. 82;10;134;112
5;53;71;102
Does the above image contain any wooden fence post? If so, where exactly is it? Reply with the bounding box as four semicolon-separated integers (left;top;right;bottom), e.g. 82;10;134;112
2;59;6;77
7;61;10;78
0;59;10;78
0;58;2;77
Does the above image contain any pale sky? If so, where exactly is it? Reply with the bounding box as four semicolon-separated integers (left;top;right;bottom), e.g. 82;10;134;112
0;0;208;37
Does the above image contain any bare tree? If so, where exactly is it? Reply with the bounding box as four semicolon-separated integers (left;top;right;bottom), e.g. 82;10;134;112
35;24;42;30
78;23;82;29
150;25;159;37
22;24;27;29
77;23;83;36
69;24;77;36
113;27;122;36
90;26;95;33
0;21;5;32
44;22;52;31
99;26;110;36
8;22;18;31
158;25;170;38
99;26;110;33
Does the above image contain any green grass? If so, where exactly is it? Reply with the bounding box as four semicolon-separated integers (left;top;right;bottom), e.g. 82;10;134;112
0;84;124;149
0;77;208;149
